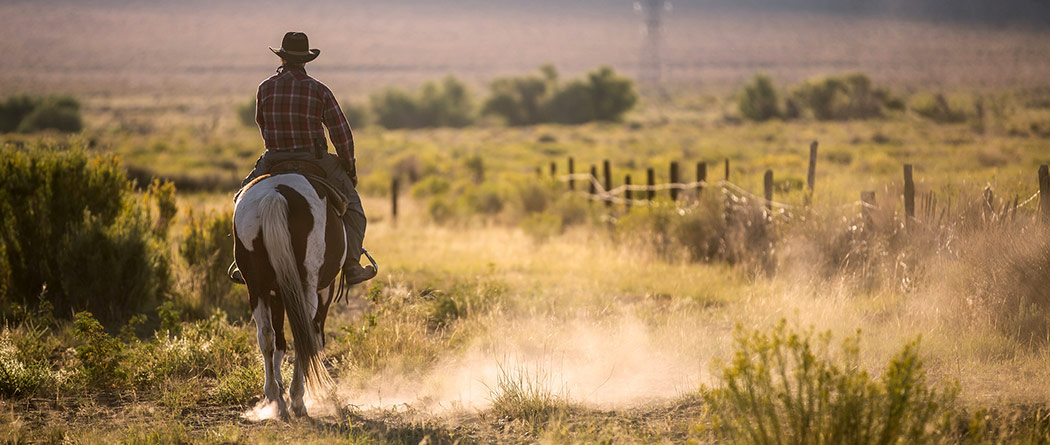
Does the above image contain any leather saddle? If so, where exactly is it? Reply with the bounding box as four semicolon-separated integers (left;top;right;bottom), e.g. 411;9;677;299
236;160;348;216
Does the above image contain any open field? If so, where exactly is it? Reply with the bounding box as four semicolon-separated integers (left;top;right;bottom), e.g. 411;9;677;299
3;91;1050;441
4;1;1050;443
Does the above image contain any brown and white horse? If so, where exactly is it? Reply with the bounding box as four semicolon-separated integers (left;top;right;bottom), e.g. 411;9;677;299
233;173;345;418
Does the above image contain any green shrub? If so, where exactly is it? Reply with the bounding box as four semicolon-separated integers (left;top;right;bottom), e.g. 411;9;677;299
0;95;82;133
0;96;40;133
371;76;474;129
73;312;129;390
371;88;419;129
17;99;82;133
483;71;551;126
419;76;474;128
483;65;636;126
701;321;957;444
791;73;890;120
738;74;782;121
0;143;171;322
0;330;49;397
213;365;263;405
541;80;597;124
57;204;171;321
341;101;371;128
586;66;637;122
179;209;235;308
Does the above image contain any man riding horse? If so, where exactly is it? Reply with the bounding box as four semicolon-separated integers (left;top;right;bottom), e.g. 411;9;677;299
230;32;375;286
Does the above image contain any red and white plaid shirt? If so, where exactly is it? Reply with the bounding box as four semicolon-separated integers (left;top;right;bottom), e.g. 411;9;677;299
255;67;354;161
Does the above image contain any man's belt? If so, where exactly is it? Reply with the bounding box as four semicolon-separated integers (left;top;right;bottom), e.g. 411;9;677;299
270;146;313;154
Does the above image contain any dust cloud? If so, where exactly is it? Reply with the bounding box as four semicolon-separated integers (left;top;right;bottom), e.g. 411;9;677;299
336;312;723;413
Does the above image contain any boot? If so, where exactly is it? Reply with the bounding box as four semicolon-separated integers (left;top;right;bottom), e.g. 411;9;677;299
341;214;375;285
343;262;376;285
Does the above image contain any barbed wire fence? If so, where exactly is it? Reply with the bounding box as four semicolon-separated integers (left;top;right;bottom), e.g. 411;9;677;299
536;143;1050;228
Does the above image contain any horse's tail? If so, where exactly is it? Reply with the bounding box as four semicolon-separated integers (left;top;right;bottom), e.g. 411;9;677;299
258;189;333;395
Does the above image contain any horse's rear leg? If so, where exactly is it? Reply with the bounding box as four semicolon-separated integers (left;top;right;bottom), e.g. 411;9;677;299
252;292;289;419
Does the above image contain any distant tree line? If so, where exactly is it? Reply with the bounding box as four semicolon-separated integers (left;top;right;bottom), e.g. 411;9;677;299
237;65;638;130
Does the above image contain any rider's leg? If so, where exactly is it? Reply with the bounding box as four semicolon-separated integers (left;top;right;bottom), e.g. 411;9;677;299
318;155;374;283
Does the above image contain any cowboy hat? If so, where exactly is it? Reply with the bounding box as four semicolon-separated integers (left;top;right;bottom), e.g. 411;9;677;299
269;31;320;63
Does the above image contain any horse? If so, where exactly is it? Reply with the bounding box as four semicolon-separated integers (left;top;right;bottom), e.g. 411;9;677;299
232;172;350;418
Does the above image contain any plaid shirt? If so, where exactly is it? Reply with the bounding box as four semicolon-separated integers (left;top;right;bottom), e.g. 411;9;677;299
255;67;354;161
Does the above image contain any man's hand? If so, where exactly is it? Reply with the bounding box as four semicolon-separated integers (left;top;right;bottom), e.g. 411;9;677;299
340;157;358;188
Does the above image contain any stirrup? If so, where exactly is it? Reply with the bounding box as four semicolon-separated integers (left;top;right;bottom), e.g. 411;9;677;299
228;262;245;285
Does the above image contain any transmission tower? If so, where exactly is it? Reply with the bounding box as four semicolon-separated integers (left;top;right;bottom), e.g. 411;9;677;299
636;0;670;97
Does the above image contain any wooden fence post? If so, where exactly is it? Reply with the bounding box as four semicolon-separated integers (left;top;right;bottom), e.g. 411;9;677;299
646;167;655;203
904;164;915;226
696;161;707;198
763;169;774;213
670;161;680;201
625;174;633;212
549;161;556;177
568;157;575;191
1040;165;1050;223
806;141;818;203
603;160;612;208
589;165;597;196
391;177;399;222
861;191;875;231
724;159;730;181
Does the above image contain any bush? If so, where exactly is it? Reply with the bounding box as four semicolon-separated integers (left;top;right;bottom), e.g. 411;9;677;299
73;311;130;390
541;80;596;124
483;65;636;126
341;101;371;128
0;95;82;133
737;74;782;121
586;66;638;122
179;210;235;308
0;96;40;133
371;88;419;129
0;330;49;397
371;76;474;129
0;95;82;134
56;204;171;321
791;73;890;120
0;143;170;322
17;100;82;133
701;321;957;444
483;70;552;126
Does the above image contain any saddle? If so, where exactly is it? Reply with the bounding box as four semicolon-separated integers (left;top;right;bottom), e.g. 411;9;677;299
236;160;349;216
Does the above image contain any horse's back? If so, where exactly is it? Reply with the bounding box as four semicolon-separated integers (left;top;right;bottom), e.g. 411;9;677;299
234;174;320;244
